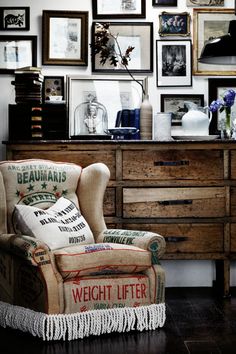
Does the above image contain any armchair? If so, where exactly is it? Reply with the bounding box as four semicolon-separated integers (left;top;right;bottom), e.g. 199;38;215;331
0;159;166;340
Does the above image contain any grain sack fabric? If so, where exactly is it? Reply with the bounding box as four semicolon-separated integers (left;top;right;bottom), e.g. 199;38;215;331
0;301;166;341
0;159;82;233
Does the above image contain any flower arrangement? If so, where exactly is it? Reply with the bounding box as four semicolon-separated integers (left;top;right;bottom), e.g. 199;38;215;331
93;22;145;95
209;89;236;138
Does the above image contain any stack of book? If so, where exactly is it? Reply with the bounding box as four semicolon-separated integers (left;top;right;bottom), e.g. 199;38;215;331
11;66;44;104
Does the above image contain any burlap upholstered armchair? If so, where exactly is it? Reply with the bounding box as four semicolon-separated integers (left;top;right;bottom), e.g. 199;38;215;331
0;159;166;340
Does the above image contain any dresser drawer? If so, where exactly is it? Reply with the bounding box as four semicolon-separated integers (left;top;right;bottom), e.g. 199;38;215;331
230;151;236;179
122;150;223;180
104;188;116;216
124;223;224;253
231;223;236;252
11;150;116;180
123;187;226;218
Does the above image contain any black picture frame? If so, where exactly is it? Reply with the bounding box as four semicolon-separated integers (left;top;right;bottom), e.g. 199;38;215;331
156;39;192;87
161;94;205;128
152;0;177;6
42;10;88;66
158;12;191;37
91;22;153;73
43;76;65;103
0;7;30;31
208;78;236;134
92;0;146;19
0;35;37;74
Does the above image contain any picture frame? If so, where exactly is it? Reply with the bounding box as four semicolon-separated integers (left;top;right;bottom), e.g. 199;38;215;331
152;0;177;6
160;94;205;134
193;8;236;76
186;0;224;6
67;75;146;138
208;78;236;134
158;12;191;37
156;39;192;87
0;7;30;30
42;10;88;66
91;22;153;73
0;35;37;74
43;76;65;103
92;0;146;19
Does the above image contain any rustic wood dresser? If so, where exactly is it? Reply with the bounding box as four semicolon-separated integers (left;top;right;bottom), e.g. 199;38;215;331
4;139;236;296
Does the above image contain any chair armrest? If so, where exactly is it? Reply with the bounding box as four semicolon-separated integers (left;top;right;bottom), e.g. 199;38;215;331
0;233;50;266
97;229;166;264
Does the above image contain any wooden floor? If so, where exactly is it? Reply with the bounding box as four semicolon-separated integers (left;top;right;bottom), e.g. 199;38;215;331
1;287;236;354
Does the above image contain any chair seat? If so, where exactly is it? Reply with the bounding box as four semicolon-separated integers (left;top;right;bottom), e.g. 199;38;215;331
54;242;152;278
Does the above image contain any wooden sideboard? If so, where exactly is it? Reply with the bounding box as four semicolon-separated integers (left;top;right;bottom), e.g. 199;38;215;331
3;139;236;296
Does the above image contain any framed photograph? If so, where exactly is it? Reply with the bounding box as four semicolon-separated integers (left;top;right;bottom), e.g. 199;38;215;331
193;8;236;76
159;12;190;36
42;10;88;66
43;76;65;102
91;22;153;73
186;0;224;6
161;94;204;134
0;7;30;30
156;39;192;87
67;75;146;137
92;0;145;19
208;78;236;134
0;35;37;74
153;0;177;6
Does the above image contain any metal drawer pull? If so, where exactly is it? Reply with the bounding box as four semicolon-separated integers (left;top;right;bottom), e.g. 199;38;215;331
165;236;188;243
154;160;189;166
158;199;192;206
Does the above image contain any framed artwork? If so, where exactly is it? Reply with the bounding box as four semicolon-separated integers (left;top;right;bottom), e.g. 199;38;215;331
42;10;88;66
156;39;192;87
43;76;65;102
67;75;146;137
153;0;177;6
159;12;191;37
186;0;224;6
0;7;30;30
208;78;236;134
92;0;145;19
193;8;236;76
161;94;205;131
0;35;37;74
91;22;153;73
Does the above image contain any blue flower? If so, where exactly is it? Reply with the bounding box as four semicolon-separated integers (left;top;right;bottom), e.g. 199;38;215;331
209;99;223;112
209;89;236;113
223;89;236;108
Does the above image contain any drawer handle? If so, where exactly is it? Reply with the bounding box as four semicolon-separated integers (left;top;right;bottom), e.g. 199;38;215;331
154;160;189;167
165;236;188;243
158;199;192;206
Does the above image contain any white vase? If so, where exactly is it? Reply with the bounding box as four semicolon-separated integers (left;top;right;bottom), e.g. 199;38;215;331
153;113;172;141
140;94;152;140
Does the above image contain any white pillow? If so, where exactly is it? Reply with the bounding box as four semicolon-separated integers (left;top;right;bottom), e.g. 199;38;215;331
13;197;94;250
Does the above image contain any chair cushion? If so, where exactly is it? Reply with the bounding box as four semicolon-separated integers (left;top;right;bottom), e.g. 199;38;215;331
13;197;94;250
0;159;82;233
54;242;151;278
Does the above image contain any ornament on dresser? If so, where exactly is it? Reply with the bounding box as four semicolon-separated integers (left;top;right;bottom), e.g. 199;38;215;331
181;101;212;137
209;89;236;139
92;22;152;140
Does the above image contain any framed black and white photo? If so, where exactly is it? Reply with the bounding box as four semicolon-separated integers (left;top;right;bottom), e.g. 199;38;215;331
0;7;30;30
156;39;192;87
186;0;224;6
92;0;145;19
91;22;153;73
0;35;37;74
208;78;236;134
42;10;88;66
161;94;204;131
159;12;190;37
193;8;236;75
43;76;65;102
153;0;177;6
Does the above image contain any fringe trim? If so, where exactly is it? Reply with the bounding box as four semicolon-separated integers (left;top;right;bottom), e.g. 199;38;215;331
0;301;165;341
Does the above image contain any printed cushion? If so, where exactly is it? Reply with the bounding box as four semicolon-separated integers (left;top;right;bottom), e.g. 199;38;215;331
0;159;82;233
54;242;151;278
13;197;94;250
